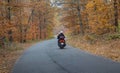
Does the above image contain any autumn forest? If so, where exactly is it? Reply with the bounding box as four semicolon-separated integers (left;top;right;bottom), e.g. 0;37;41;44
0;0;120;47
0;0;120;73
0;0;55;47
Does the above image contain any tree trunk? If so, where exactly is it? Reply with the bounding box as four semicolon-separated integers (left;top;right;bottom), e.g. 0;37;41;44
114;0;118;27
77;0;84;35
7;0;11;21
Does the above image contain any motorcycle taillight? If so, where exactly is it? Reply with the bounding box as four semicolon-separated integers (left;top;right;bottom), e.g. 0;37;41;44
59;40;65;43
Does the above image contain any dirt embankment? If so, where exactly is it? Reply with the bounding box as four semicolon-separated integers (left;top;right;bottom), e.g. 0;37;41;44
68;35;120;62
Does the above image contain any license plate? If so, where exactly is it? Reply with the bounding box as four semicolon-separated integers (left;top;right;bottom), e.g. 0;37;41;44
61;43;64;45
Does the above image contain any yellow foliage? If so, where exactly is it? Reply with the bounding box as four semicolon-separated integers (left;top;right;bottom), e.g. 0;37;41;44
85;0;116;34
0;0;54;44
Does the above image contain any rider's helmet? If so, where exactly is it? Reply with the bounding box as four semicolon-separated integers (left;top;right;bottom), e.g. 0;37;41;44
60;31;63;33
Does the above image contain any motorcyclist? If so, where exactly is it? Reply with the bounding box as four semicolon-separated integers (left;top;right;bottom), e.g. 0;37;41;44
57;31;65;39
57;31;66;47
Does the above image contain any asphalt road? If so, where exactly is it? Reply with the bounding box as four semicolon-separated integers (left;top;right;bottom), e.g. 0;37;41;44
12;39;120;73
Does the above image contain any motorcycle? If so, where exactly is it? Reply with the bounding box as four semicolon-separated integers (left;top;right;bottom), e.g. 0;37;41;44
58;38;66;49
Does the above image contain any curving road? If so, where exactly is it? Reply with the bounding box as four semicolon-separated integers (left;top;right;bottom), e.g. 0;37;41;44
12;39;120;73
